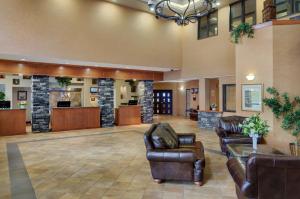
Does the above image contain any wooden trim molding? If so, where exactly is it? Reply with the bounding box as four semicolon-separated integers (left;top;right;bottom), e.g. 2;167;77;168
0;59;164;81
272;20;300;25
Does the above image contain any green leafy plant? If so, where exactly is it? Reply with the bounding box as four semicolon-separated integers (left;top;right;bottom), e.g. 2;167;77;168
231;23;254;44
0;91;5;101
55;77;72;88
239;114;270;136
263;87;300;138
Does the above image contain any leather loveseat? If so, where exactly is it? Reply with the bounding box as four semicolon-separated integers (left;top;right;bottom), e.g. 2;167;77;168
144;123;205;185
227;154;300;199
215;116;262;155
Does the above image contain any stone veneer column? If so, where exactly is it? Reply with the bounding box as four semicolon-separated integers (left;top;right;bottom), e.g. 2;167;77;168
138;80;154;124
98;78;115;127
31;75;50;132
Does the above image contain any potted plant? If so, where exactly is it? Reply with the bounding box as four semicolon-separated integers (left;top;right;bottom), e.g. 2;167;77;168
0;91;5;101
55;77;72;89
231;23;254;44
210;103;217;111
239;114;270;150
263;87;300;155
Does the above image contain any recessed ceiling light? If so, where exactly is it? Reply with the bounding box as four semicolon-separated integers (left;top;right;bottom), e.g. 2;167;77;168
216;2;220;6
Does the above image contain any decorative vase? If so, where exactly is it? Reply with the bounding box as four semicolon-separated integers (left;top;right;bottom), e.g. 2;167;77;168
250;132;259;150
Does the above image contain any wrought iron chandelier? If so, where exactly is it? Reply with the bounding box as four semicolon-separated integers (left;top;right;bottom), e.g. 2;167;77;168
147;0;216;26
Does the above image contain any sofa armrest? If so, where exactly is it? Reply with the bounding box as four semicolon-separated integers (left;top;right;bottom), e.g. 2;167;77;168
227;158;246;188
215;127;226;138
222;137;253;145
177;133;195;145
147;149;197;163
227;158;257;198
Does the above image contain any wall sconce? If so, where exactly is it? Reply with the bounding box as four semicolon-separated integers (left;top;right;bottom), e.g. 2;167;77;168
246;73;255;81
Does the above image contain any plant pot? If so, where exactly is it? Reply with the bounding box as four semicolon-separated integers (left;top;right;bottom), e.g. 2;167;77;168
250;133;259;151
289;142;299;156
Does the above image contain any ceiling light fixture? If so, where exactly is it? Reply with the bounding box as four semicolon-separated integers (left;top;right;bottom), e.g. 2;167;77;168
147;0;216;25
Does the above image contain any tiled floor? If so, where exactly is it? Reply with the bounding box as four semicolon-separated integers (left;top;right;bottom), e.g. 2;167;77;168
0;116;236;199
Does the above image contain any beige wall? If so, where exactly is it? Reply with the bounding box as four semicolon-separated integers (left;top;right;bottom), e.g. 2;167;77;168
0;0;182;69
270;24;300;152
179;6;235;79
235;24;300;153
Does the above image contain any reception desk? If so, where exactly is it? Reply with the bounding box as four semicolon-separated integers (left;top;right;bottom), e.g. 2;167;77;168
115;105;141;126
198;110;223;129
0;109;26;136
51;107;100;132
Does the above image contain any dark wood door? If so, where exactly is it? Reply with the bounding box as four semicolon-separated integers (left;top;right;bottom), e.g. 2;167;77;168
153;90;173;115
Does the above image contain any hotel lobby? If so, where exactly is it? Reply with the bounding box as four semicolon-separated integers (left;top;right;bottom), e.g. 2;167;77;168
0;0;300;199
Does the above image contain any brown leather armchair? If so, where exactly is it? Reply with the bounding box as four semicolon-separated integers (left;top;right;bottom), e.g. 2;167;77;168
215;116;262;155
227;154;300;199
144;124;205;185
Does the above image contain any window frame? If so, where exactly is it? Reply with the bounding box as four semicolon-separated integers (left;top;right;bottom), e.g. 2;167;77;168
222;84;236;112
229;0;256;31
197;10;218;40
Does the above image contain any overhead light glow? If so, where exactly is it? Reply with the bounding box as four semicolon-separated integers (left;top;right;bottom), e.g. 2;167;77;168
246;73;255;81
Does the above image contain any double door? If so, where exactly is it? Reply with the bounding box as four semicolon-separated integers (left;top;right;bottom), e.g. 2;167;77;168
153;90;172;115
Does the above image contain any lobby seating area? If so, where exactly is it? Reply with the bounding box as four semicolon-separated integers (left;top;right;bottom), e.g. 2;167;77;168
215;116;262;156
0;0;299;198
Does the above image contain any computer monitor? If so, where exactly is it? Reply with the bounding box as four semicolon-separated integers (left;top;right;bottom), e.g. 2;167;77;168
57;101;71;107
128;100;138;105
0;101;10;109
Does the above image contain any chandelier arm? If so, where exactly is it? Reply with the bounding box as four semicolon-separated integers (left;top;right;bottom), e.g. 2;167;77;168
183;0;191;18
166;0;182;18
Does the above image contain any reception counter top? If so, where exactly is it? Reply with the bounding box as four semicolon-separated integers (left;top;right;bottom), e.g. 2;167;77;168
0;109;26;136
115;105;141;126
51;107;100;132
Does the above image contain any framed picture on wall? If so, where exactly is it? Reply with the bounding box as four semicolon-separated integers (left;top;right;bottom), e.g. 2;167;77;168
241;84;263;112
17;91;27;101
13;79;20;85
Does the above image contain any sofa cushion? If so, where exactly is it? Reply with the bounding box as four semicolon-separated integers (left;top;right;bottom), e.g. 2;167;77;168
151;125;178;149
160;123;179;146
219;116;246;134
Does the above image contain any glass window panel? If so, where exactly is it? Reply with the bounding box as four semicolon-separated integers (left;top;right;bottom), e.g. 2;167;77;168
231;18;242;29
296;0;300;12
231;3;242;18
245;13;255;25
245;0;256;14
199;16;208;39
209;24;218;36
223;85;236;112
275;0;286;4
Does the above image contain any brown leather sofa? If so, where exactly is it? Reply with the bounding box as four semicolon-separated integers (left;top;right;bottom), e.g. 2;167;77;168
215;116;262;155
144;123;205;185
227;154;300;199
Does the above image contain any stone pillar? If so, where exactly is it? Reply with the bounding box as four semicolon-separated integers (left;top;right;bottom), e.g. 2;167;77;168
98;78;114;127
138;80;154;124
31;75;50;132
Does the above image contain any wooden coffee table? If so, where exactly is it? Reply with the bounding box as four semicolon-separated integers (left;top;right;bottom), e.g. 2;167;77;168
227;144;284;162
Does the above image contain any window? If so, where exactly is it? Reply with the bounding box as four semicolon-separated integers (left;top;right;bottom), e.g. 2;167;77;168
230;0;256;31
275;0;300;18
275;0;291;18
295;0;300;13
198;10;218;40
223;84;236;112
